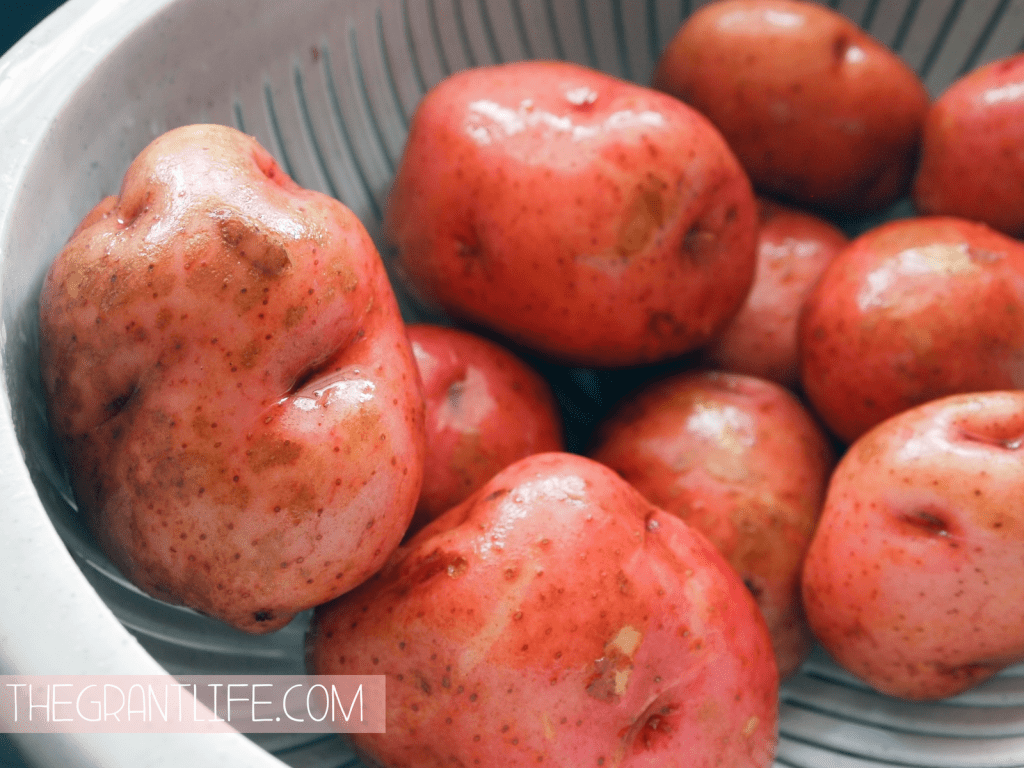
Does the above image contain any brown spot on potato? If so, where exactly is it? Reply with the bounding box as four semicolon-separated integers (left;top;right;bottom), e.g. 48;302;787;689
616;184;664;256
219;216;292;276
239;339;262;368
246;435;303;472
284;304;307;328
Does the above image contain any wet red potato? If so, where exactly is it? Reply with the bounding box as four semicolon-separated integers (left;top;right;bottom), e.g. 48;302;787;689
702;198;847;388
653;0;929;213
387;59;758;368
407;323;563;532
38;124;426;633
802;392;1024;700
914;53;1024;239
588;371;835;678
310;453;778;768
799;216;1024;444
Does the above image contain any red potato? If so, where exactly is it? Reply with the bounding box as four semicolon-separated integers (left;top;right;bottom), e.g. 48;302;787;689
407;323;563;531
387;60;758;368
799;216;1024;444
802;392;1024;700
38;124;426;633
588;371;835;678
309;452;779;768
914;53;1024;239
703;198;848;388
653;0;929;214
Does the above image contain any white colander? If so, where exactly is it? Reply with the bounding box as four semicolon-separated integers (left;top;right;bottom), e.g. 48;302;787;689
1;1;1023;767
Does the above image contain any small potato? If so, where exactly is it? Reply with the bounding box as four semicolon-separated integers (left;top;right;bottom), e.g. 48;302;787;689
703;198;848;388
407;324;563;531
799;216;1024;444
388;60;758;368
653;0;929;213
310;452;779;768
803;392;1024;700
588;371;835;678
38;125;425;633
914;53;1024;239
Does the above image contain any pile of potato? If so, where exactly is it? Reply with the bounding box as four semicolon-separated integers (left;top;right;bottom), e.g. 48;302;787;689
37;0;1024;765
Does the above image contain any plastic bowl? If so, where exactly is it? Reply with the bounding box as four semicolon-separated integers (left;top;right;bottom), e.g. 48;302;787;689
1;1;1023;766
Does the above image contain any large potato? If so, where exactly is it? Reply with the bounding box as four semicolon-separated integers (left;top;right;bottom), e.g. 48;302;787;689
653;0;929;213
803;392;1024;700
914;53;1024;239
309;452;779;768
387;60;758;368
588;371;835;678
703;198;848;388
407;323;563;531
799;216;1024;444
38;124;425;633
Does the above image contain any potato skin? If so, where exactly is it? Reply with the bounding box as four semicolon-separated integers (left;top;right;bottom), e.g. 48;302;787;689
799;216;1024;444
387;60;758;368
38;125;425;633
309;453;778;768
802;392;1024;700
588;371;834;678
913;53;1024;239
407;324;563;531
653;0;929;213
703;198;847;387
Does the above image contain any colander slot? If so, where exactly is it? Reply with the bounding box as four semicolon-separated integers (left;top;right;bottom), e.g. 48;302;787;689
865;0;916;49
429;0;473;73
834;0;872;25
922;0;1005;92
547;0;596;66
501;0;539;59
262;83;299;182
454;0;504;66
346;16;407;174
779;701;1024;767
292;65;343;202
573;0;624;77
258;733;358;768
898;0;960;79
406;0;454;88
389;0;430;102
648;0;684;62
955;0;1024;77
775;737;906;767
524;0;567;60
369;9;414;141
321;37;387;224
781;675;1024;738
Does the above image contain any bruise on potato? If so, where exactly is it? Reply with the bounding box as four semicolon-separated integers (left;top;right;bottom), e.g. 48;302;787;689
310;453;778;768
38;124;426;633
